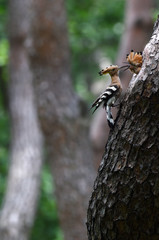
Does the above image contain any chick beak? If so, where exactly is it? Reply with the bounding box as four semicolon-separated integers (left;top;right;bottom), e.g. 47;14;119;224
119;65;130;72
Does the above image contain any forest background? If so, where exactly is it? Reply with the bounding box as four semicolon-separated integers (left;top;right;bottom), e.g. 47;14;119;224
0;0;159;240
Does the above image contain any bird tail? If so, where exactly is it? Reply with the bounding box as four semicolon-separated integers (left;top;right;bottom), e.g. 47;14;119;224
90;96;104;114
106;105;114;129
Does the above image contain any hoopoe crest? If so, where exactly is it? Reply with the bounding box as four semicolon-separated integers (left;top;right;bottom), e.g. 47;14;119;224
126;50;143;74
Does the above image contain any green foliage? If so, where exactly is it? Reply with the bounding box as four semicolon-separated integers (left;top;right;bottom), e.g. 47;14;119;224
0;109;9;206
0;0;126;239
0;108;63;240
0;0;9;107
0;0;10;205
0;1;63;239
31;166;63;240
0;0;8;38
0;39;8;66
66;0;125;100
153;9;159;22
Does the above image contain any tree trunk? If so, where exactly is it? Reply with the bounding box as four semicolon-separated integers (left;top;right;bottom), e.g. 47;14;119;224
90;0;154;166
117;0;154;87
0;1;43;240
87;16;159;240
29;1;96;240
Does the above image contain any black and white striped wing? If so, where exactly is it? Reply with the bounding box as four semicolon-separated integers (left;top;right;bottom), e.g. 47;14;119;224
90;85;119;113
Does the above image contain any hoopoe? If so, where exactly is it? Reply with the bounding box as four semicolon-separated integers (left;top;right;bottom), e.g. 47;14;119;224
125;50;143;74
90;65;123;129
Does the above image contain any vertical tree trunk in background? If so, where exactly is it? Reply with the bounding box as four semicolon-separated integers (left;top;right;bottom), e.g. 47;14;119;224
87;16;159;240
117;0;154;87
90;0;154;165
0;1;43;240
29;1;96;240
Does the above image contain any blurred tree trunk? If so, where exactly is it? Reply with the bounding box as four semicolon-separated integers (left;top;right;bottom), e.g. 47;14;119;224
29;1;96;240
117;0;154;86
90;0;154;165
87;16;159;240
0;1;43;240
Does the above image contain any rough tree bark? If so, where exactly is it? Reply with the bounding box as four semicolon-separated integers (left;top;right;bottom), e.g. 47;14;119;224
0;1;43;240
90;0;154;165
87;16;159;240
29;1;96;240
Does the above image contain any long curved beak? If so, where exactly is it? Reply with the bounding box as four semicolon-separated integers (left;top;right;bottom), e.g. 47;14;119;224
99;69;109;76
119;65;130;72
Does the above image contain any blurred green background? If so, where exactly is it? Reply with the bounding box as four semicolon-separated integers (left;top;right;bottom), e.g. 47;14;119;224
1;0;159;239
67;0;125;100
0;0;129;239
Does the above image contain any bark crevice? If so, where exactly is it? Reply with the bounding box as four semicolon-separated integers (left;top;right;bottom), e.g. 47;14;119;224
87;16;159;240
